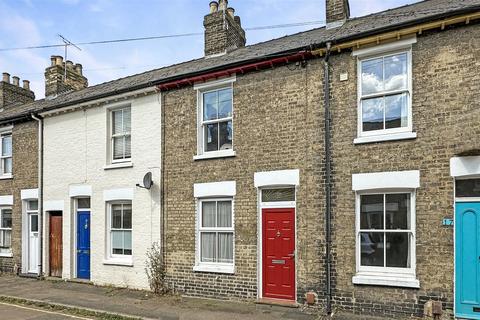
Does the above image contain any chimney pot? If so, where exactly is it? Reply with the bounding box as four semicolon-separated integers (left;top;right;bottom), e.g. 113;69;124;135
227;7;235;18
75;63;83;76
2;73;10;83
66;60;74;69
55;55;64;66
209;1;218;13
12;76;20;86
218;0;228;11
50;56;56;66
22;80;30;90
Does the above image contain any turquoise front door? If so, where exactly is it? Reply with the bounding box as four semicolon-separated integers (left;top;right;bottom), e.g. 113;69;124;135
456;202;480;319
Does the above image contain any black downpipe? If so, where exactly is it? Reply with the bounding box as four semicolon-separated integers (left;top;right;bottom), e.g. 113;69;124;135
324;42;333;316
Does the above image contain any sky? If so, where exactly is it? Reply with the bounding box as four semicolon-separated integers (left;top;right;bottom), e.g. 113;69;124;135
0;0;421;98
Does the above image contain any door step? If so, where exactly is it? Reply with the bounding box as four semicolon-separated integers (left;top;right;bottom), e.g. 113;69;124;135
256;298;299;308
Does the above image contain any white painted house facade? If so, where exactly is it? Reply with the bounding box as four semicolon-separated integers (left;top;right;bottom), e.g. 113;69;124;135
41;92;161;289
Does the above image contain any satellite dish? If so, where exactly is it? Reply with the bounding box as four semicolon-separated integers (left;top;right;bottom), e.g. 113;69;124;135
142;172;153;190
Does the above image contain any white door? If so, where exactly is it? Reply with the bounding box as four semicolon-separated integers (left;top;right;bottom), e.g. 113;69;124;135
28;213;39;273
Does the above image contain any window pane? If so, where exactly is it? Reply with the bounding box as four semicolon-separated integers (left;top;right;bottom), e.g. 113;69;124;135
30;214;38;232
123;205;132;229
385;93;408;129
201;232;216;262
218;233;233;263
3;158;12;174
113;136;124;160
384;53;407;91
386;232;410;268
218;121;232;150
360;195;384;229
2;135;12;156
361;57;383;95
2;209;12;228
218;89;232;119
28;200;38;211
362;97;384;132
0;230;11;248
204;123;218;152
203;91;218;121
112;231;123;254
123;231;132;255
112;110;123;135
124;135;131;158
217;201;232;228
77;198;90;209
123;108;131;132
456;179;480;197
385;194;410;230
112;205;122;229
360;232;384;267
262;188;295;202
202;202;216;227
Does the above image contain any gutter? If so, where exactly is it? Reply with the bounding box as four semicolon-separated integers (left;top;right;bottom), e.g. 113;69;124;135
323;42;333;316
31;114;44;278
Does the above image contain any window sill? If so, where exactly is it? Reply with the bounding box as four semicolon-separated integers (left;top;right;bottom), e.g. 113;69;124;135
352;273;419;288
103;258;133;267
193;150;236;161
0;252;13;258
193;264;234;274
354;132;417;145
103;162;133;170
0;174;13;180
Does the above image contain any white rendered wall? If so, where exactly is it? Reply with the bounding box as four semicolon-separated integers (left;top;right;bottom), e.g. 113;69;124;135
42;94;161;290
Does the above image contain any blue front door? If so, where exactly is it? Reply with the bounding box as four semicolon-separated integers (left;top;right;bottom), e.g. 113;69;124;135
77;211;91;280
456;202;480;319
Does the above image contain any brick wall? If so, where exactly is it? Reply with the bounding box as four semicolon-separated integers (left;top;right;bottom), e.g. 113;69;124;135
0;81;35;109
328;23;480;318
326;0;350;24
0;121;38;273
163;60;327;302
204;10;246;56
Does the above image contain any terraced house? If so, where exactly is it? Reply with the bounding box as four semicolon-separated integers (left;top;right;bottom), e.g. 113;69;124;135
1;0;479;319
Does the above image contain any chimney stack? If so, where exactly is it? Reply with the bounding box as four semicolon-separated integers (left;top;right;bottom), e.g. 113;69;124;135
0;72;35;108
326;0;350;29
204;0;246;56
45;55;88;98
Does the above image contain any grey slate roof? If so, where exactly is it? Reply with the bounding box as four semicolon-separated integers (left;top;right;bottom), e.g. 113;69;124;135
2;0;479;122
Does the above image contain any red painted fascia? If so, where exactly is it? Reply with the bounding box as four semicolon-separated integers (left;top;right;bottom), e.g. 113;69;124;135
156;51;311;91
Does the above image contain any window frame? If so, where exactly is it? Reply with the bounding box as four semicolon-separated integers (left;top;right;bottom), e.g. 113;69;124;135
106;201;132;261
0;206;13;255
357;49;413;138
194;198;235;273
0;131;12;177
109;106;132;164
194;77;236;160
355;190;417;278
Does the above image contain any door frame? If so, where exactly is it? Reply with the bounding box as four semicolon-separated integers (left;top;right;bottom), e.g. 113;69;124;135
257;186;297;302
72;198;91;279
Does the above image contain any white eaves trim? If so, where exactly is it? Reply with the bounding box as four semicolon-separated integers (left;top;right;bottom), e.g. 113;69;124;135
450;156;480;178
352;36;417;57
69;185;92;198
0;195;13;206
352;170;420;191
193;76;236;91
194;181;236;198
44;200;64;212
21;189;38;200
104;188;134;202
254;169;300;188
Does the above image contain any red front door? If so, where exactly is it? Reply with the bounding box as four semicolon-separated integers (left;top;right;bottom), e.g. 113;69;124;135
262;208;295;301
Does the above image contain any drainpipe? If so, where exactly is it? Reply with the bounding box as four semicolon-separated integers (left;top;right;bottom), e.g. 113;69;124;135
31;114;43;278
160;91;167;275
324;42;333;316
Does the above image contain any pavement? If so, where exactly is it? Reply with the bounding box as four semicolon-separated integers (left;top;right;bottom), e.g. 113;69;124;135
0;275;319;320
